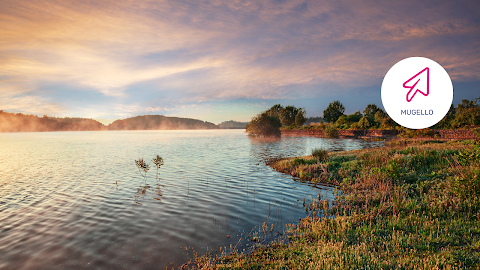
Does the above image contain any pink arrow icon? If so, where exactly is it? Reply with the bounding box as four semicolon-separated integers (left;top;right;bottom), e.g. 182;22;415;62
403;67;429;102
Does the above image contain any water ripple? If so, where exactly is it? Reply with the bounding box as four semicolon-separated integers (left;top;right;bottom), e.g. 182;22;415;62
0;130;382;269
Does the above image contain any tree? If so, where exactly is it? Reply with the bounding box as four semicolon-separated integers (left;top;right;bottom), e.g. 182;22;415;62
457;99;477;110
246;112;282;137
295;108;306;126
450;98;480;128
373;111;388;128
434;104;456;129
323;101;345;123
324;125;339;138
363;104;384;119
381;116;397;129
265;104;284;119
279;105;300;126
346;111;362;123
357;116;373;129
335;115;349;125
336;111;363;126
451;108;480;128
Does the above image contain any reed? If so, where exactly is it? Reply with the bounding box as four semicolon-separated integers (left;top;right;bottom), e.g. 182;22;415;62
152;155;164;180
133;155;164;204
134;158;150;180
134;155;164;181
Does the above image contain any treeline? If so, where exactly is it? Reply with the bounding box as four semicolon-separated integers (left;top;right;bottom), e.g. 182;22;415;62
435;98;480;129
0;111;106;132
246;97;480;137
0;111;231;132
108;115;218;130
313;97;480;130
217;120;249;129
316;101;395;130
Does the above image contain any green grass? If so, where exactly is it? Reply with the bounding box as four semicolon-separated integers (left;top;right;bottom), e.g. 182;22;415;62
187;140;480;269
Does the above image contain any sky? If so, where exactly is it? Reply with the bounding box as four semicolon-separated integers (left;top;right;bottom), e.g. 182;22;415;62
1;0;480;124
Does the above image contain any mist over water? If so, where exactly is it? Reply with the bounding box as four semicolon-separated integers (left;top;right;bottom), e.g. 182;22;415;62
0;130;383;269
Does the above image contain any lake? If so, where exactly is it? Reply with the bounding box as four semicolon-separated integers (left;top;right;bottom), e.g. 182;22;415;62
0;130;383;269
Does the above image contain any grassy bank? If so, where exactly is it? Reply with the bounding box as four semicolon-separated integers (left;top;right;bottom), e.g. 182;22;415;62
188;139;480;269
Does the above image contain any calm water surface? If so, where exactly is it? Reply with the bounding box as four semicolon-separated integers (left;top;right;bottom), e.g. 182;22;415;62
0;130;383;269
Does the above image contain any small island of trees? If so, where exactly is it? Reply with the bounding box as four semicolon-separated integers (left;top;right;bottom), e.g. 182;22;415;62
246;105;306;137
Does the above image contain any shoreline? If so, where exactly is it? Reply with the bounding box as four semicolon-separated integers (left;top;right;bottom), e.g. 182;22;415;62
281;129;478;140
189;138;480;269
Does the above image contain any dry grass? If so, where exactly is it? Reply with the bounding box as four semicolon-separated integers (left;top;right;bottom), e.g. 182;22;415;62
188;139;480;269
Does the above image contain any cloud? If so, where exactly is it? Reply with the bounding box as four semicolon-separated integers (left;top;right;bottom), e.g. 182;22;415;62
0;0;479;118
0;95;65;116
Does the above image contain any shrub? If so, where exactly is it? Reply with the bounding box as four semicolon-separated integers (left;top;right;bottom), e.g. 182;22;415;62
295;109;307;126
381;116;397;129
313;122;326;130
451;107;480;128
451;165;480;199
472;127;480;140
455;143;480;166
350;122;361;129
246;112;282;137
336;123;350;130
292;157;306;166
357;116;373;129
335;115;348;125
434;104;456;129
324;125;339;138
311;148;328;162
346;111;363;123
280;124;296;130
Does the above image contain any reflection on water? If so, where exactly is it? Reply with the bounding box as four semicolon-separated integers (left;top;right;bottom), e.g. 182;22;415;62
249;135;383;160
0;130;383;269
134;182;163;205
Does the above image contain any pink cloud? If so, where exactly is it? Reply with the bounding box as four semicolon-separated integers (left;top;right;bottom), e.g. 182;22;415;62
0;0;478;118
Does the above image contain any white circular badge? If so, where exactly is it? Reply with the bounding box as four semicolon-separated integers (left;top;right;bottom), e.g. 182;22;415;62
381;57;453;129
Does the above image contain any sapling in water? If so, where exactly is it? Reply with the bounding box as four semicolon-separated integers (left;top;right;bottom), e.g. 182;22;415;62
135;155;164;182
152;155;164;181
135;158;150;181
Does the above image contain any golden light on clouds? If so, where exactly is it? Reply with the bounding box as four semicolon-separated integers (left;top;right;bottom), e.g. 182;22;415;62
0;0;479;121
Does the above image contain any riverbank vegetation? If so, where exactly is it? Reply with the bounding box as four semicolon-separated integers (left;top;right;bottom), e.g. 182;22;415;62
248;96;479;138
190;139;480;269
298;97;480;132
288;97;480;134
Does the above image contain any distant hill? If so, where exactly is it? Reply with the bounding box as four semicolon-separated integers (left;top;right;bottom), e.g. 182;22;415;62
108;115;219;130
218;120;249;129
0;111;106;132
0;111;235;132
